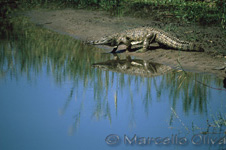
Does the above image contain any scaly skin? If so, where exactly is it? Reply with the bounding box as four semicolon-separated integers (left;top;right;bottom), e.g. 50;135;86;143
88;27;204;53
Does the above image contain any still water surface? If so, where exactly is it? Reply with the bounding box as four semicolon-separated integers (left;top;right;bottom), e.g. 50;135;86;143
0;24;226;150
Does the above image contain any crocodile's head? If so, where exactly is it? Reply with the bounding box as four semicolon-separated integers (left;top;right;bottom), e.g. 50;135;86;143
92;36;117;46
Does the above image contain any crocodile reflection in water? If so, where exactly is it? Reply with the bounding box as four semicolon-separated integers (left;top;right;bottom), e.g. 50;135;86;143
92;54;172;77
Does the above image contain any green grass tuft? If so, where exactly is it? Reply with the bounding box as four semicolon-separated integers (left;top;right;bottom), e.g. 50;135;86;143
1;0;226;28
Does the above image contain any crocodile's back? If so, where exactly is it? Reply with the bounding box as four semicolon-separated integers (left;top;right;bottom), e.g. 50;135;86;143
120;27;154;41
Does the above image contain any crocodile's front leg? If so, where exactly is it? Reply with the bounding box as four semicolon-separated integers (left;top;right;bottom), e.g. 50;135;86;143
137;32;156;53
122;37;132;52
111;45;119;53
111;37;132;53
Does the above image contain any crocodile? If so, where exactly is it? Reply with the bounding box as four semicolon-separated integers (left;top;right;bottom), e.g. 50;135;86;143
92;54;172;77
88;27;204;53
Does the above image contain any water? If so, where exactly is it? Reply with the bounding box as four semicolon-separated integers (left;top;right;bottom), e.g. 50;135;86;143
0;21;226;150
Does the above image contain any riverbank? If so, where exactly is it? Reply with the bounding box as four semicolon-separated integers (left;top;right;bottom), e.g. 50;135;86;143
25;9;226;78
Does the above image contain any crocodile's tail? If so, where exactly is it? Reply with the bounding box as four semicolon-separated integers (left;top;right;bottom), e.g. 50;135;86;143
175;42;204;52
156;33;204;52
157;36;204;52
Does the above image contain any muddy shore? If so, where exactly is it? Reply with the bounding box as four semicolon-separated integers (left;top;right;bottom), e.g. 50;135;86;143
25;9;226;78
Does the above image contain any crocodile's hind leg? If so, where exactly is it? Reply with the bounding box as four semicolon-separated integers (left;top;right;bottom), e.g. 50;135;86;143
136;33;156;53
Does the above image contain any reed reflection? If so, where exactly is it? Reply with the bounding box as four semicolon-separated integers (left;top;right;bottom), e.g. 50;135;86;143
0;19;224;135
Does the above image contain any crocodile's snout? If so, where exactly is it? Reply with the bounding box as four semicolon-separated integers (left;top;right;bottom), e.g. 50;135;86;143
85;40;94;45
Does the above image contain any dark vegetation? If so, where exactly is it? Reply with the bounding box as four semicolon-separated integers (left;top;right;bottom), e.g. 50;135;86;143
1;0;226;29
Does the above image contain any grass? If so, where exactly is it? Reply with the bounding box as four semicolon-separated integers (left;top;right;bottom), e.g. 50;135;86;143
124;0;225;27
1;0;226;29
